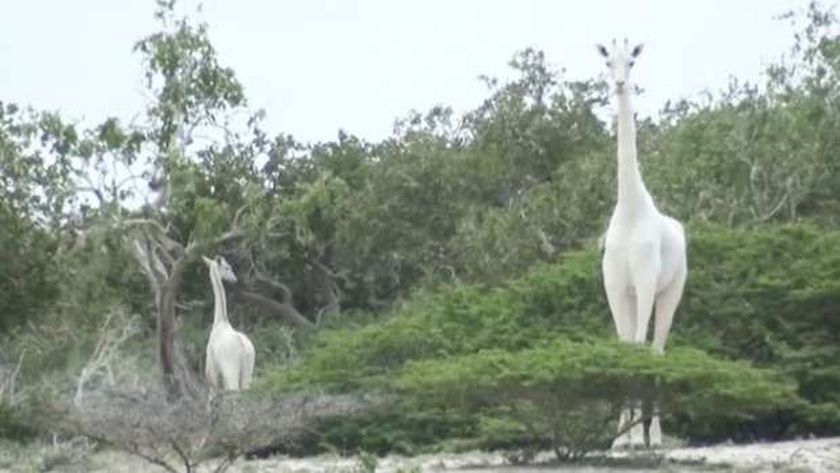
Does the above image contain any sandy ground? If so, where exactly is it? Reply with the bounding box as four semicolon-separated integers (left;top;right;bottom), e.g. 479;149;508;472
61;436;840;473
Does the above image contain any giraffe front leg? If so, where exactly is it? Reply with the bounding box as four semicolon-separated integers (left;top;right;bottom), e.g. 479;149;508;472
648;410;663;447
646;267;687;446
205;357;219;413
629;243;661;345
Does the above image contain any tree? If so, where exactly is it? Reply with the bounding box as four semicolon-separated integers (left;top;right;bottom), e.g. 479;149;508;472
122;0;254;400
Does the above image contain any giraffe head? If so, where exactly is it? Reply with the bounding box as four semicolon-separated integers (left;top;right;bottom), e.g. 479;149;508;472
597;38;643;94
202;255;238;283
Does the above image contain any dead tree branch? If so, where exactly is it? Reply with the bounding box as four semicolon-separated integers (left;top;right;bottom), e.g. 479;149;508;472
237;289;315;329
0;352;24;404
75;308;141;408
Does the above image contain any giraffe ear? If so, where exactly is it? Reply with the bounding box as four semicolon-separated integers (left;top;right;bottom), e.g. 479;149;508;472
201;255;213;266
597;44;609;58
631;44;644;58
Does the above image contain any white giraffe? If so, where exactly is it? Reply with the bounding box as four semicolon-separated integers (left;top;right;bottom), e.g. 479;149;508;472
202;255;255;394
597;39;687;448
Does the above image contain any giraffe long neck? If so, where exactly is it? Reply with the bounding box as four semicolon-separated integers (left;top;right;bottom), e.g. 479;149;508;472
209;267;229;327
615;90;652;214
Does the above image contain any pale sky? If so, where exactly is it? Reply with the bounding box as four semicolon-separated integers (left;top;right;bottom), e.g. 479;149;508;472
0;0;813;144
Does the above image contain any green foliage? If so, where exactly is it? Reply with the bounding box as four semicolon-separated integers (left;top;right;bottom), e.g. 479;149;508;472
449;148;613;283
642;3;840;225
0;203;59;332
399;341;794;417
399;341;796;458
675;224;840;435
134;0;245;151
280;406;478;457
0;401;37;441
258;248;609;393
259;223;840;451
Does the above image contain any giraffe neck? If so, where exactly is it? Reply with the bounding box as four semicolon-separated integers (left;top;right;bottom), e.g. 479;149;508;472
209;266;229;328
615;90;653;215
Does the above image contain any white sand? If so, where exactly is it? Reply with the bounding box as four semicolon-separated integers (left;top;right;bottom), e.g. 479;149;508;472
230;437;840;473
11;436;840;472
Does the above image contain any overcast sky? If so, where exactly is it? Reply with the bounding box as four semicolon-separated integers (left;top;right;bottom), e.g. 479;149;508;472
0;0;815;143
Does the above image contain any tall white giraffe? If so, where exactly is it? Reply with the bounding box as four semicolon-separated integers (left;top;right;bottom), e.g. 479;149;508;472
202;255;255;395
597;39;688;448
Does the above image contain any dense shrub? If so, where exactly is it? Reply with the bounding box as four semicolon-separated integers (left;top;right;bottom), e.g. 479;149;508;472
258;248;609;393
399;341;797;459
259;223;840;452
677;224;840;435
0;401;37;441
0;203;59;332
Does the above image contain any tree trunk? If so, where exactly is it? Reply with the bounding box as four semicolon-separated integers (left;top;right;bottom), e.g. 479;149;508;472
158;284;180;401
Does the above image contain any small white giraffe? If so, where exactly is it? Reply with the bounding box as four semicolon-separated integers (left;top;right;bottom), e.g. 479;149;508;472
202;255;255;394
597;39;688;448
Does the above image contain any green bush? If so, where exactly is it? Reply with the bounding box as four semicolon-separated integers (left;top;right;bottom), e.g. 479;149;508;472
0;401;37;441
398;340;798;459
258;248;609;393
400;341;796;419
676;224;840;435
282;408;476;456
258;223;840;452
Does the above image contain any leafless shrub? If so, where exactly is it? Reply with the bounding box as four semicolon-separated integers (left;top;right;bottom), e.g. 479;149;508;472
48;302;375;473
75;307;142;408
68;387;373;473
